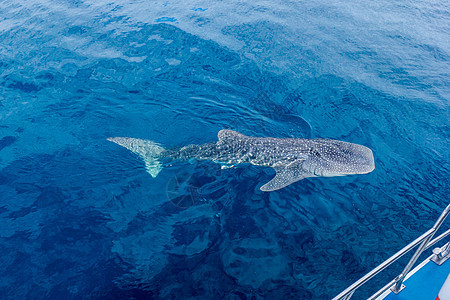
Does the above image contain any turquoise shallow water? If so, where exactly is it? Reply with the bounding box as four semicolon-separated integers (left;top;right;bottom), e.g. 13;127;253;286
0;1;449;299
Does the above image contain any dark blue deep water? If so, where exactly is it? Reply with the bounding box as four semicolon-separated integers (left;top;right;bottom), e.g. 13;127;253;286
0;1;449;299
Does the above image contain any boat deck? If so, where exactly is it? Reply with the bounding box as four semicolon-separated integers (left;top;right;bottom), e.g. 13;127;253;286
379;255;449;300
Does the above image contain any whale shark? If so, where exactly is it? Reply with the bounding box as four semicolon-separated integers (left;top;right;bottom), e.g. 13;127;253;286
107;129;375;191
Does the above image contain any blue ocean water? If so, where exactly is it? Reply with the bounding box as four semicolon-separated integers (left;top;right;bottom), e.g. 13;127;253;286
0;0;448;299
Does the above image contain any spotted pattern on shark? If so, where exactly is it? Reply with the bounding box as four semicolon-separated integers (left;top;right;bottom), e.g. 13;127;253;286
107;130;375;191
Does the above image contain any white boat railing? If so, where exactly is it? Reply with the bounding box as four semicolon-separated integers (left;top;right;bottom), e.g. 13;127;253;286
333;203;450;300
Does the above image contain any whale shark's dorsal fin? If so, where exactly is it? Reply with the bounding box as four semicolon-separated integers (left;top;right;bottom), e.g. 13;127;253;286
218;129;247;142
260;162;310;192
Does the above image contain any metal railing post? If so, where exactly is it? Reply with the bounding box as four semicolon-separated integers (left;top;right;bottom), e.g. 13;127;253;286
341;290;354;300
391;204;450;293
333;203;450;300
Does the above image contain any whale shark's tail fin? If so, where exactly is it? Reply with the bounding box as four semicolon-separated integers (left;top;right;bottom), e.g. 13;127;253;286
107;137;165;178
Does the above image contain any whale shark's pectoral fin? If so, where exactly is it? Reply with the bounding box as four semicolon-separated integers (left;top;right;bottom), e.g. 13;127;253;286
260;165;308;192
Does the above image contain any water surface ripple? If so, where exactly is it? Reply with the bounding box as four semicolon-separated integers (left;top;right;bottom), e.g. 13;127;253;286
0;0;448;299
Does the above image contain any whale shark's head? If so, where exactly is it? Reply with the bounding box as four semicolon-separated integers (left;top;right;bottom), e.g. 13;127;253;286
260;137;375;191
304;139;375;177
